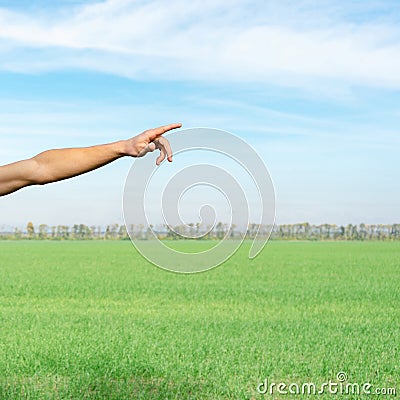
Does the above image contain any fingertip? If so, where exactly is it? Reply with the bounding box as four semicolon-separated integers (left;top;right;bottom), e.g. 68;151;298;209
168;122;182;131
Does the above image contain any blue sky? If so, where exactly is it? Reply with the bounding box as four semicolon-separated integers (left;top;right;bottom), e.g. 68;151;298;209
0;0;399;228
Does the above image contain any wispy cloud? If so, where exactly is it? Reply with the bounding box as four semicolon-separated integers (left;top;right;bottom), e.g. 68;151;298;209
1;0;400;90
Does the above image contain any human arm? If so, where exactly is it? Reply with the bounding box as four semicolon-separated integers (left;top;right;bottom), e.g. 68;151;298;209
0;123;181;197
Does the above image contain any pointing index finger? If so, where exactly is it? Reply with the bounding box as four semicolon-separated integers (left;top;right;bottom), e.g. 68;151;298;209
147;123;182;141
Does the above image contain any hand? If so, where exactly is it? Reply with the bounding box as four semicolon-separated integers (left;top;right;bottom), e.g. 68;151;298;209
124;123;182;165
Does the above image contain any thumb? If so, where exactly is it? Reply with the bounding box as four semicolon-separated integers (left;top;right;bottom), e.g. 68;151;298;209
139;142;156;157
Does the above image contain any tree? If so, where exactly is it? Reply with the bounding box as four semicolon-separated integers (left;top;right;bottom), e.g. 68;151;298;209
216;221;224;239
27;222;35;239
118;225;128;240
14;227;22;239
38;224;48;239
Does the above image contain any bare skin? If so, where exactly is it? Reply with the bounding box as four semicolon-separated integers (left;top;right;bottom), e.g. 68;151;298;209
0;123;182;197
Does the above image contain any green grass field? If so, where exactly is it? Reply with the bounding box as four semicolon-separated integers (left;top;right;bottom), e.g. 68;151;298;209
0;241;398;399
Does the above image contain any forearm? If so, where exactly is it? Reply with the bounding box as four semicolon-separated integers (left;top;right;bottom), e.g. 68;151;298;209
31;140;127;184
0;140;127;196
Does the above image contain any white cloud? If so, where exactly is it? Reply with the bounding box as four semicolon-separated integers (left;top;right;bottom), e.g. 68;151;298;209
0;0;400;89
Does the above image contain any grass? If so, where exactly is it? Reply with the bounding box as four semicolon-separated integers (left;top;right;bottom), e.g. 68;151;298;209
0;240;399;399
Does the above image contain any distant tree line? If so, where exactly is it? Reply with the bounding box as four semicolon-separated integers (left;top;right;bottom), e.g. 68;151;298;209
1;222;400;241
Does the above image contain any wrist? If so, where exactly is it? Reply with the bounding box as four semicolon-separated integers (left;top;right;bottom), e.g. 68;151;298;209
113;140;129;157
